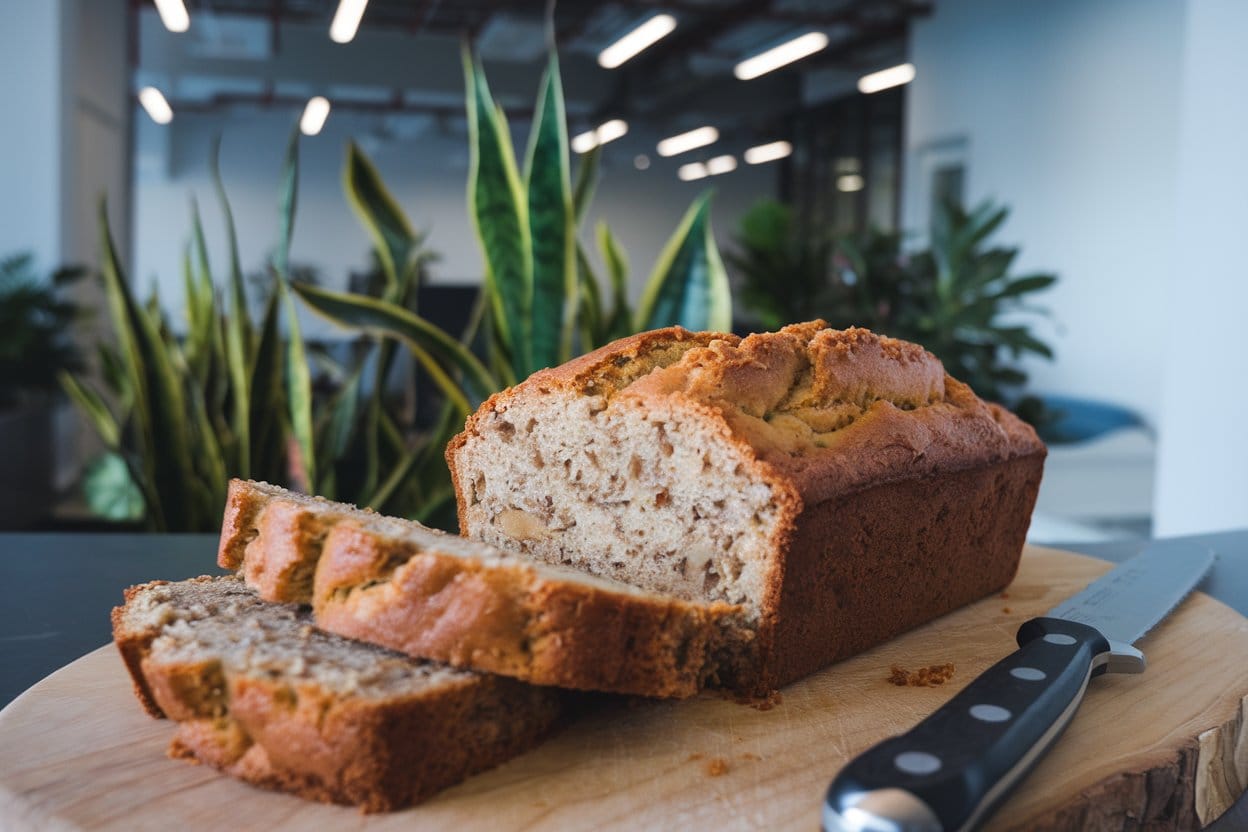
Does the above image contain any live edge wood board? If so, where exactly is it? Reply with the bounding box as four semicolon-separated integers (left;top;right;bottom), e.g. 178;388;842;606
1;546;1246;830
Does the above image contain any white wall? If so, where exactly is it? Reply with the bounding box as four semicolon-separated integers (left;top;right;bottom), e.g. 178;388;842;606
904;0;1184;425
0;2;65;267
1153;0;1248;536
134;108;776;339
0;1;130;270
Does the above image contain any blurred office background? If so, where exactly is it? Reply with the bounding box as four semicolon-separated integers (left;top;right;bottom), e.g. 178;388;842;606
1;0;1244;542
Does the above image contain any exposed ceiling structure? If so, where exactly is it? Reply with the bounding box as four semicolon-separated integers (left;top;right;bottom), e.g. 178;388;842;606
135;0;929;149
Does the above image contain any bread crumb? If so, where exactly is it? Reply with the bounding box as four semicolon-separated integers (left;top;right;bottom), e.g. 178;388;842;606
705;758;729;777
999;591;1010;599
1002;606;1012;614
735;689;783;710
739;752;761;761
888;663;955;687
687;752;704;762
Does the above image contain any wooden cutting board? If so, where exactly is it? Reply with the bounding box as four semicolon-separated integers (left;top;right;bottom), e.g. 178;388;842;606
1;546;1245;831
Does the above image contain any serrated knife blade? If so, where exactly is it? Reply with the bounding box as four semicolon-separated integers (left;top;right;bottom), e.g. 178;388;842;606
1047;540;1216;645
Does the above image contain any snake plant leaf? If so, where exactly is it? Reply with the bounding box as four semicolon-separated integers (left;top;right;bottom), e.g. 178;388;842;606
344;141;417;299
576;244;603;349
272;130;317;492
249;291;285;480
58;371;120;448
464;46;532;377
635;192;731;333
98;201;197;531
189;200;230;421
524;52;576;370
572;144;601;224
596;221;633;340
293;281;499;409
318;361;363;465
212;136;252;476
280;281;316;493
181;246;209;380
274;127;299;281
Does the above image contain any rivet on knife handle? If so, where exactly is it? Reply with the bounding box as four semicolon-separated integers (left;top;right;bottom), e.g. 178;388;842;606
822;618;1145;832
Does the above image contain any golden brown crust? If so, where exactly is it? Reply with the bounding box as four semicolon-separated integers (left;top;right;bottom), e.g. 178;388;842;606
225;478;746;698
448;322;1048;695
151;663;562;812
312;520;749;698
113;577;564;812
111;584;168;718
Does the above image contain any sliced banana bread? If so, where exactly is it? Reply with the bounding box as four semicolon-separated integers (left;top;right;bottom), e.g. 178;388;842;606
112;576;563;812
447;322;1047;693
218;480;750;698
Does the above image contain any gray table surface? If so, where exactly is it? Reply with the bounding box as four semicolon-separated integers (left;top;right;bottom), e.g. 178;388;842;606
1;530;1245;828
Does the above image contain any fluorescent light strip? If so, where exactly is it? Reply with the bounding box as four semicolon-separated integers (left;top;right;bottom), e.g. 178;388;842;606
595;118;628;145
734;31;828;80
599;14;677;69
330;0;369;44
858;62;916;94
571;130;597;155
678;162;709;181
571;119;630;154
706;155;737;175
837;173;864;192
153;0;190;33
138;87;173;125
657;126;718;157
300;96;331;136
744;140;792;165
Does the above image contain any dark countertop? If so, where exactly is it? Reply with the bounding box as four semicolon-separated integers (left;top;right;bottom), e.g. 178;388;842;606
1;529;1245;827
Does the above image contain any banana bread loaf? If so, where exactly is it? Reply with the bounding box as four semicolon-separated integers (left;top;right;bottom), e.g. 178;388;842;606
447;322;1046;693
112;576;563;811
219;480;750;697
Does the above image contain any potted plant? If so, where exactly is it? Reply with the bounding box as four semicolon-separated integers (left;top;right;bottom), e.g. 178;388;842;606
730;198;1057;426
0;253;84;529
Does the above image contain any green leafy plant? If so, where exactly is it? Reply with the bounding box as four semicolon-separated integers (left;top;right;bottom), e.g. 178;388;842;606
731;197;1056;417
0;253;85;407
65;46;732;532
726;199;833;330
61;133;450;529
292;48;732;522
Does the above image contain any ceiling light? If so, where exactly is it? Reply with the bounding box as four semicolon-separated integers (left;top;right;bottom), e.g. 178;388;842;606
678;162;709;181
138;87;173;125
595;119;628;145
571;129;597;154
153;0;190;33
300;96;331;136
858;62;916;94
744;140;792;165
657;126;718;157
598;14;678;69
571;119;630;154
706;155;737;176
734;31;829;81
330;0;369;44
837;173;865;192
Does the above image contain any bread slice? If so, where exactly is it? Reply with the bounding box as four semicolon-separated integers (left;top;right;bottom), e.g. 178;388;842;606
219;480;751;698
447;322;1046;693
112;576;563;812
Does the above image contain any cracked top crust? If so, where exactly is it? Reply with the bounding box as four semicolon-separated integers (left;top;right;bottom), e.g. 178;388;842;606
454;321;1045;508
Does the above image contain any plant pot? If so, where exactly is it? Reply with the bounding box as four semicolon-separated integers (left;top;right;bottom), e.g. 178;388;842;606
0;401;55;530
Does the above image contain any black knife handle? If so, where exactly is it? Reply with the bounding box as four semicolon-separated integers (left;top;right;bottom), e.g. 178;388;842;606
823;618;1144;832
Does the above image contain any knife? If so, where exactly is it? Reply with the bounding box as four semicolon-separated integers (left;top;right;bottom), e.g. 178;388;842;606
822;541;1216;832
